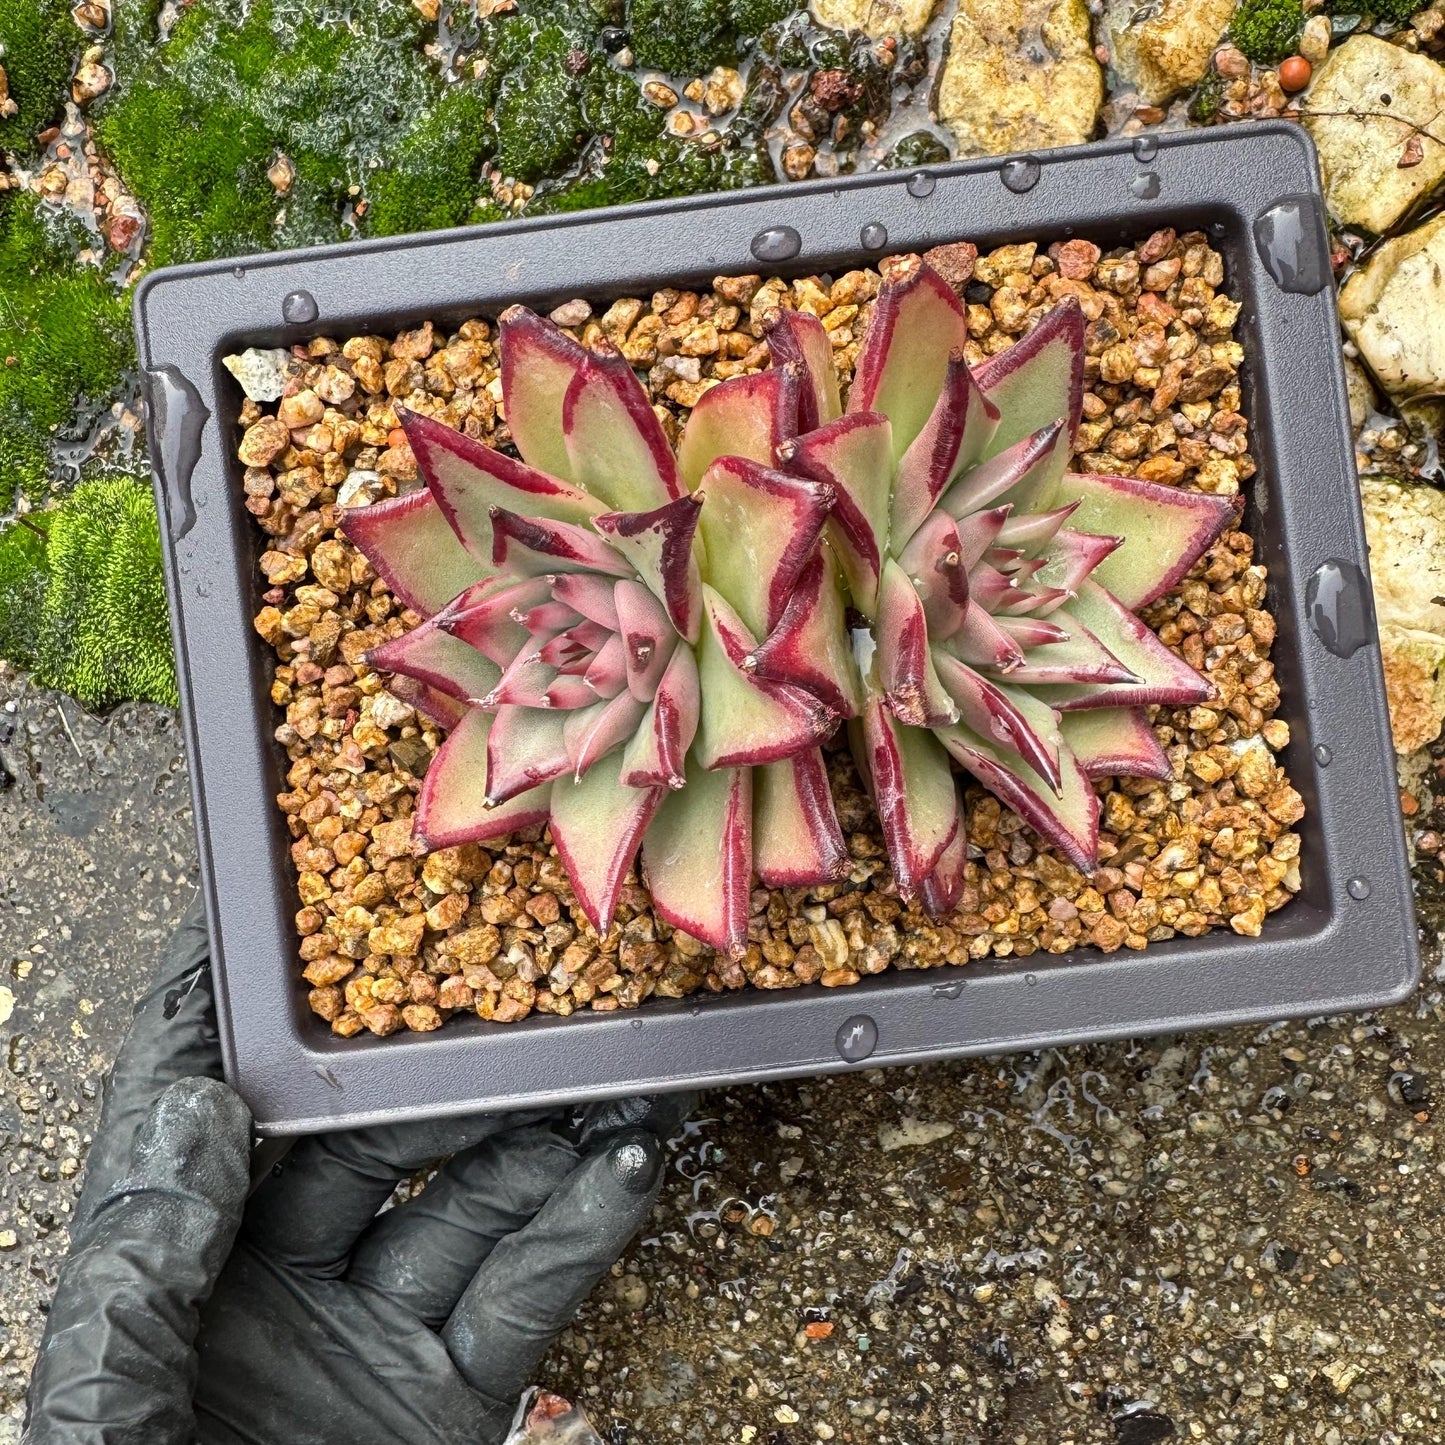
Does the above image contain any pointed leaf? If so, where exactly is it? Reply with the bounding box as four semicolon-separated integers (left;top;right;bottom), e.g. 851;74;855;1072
854;694;959;898
986;620;1137;686
695;586;835;769
402;407;600;568
339;490;485;619
549;761;663;935
918;815;967;917
620;643;699;788
877;558;959;728
580;633;628;699
414;709;550;850
678;367;799;487
696;455;834;638
940;420;1069;521
947;602;1027;672
1033;582;1213;711
933;652;1062;792
754;750;849;889
745;550;863;719
490;509;633;578
614;578;678;700
1031;528;1124;606
563;690;647;777
644;764;753;956
1049;471;1237;609
1061;708;1172;782
592;495;704;643
442;578;549;666
891;353;999;546
766;309;841;430
938;718;1100;872
897;510;970;641
385;674;471;732
547;572;620;630
995;500;1081;555
563;349;682;511
781;411;893;618
498;306;587;481
366;616;502;704
484;704;571;803
849;258;970;459
489;648;560;709
974;297;1085;457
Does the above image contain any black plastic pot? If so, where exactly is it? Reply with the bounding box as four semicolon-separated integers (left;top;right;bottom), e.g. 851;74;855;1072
136;121;1417;1137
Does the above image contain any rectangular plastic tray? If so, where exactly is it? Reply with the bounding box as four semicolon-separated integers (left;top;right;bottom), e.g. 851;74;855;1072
135;121;1418;1136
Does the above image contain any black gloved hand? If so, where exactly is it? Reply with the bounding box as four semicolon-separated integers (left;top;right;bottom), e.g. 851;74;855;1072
25;896;690;1445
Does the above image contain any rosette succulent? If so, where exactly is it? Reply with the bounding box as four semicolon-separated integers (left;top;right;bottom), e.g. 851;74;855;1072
340;305;857;954
774;257;1237;911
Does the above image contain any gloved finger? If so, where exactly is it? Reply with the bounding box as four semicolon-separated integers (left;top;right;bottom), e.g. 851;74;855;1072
345;1121;582;1328
343;1092;693;1328
74;893;223;1233
240;1109;556;1277
25;1078;251;1445
442;1128;664;1404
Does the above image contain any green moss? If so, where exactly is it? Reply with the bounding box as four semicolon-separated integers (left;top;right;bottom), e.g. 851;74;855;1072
32;477;177;708
1188;70;1227;123
0;190;135;512
1229;0;1304;65
0;0;79;156
1327;0;1422;20
882;131;950;170
626;0;799;76
0;515;50;669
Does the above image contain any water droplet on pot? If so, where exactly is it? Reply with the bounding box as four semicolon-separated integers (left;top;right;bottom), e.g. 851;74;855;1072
836;1014;878;1062
315;1064;343;1089
1313;743;1333;766
930;979;965;999
751;226;801;262
1025;973;1038;986
144;365;210;544
906;170;936;198
282;289;319;325
1129;172;1161;200
999;156;1040;193
860;221;888;250
1253;196;1331;295
232;265;245;280
1306;559;1373;658
1347;877;1372;900
1133;135;1159;162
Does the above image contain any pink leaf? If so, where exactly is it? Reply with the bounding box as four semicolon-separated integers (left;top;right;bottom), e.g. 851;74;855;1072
592;494;704;643
766;308;841;431
490;508;633;578
877;559;960;728
442;578;551;666
620;643;699;789
917;815;967;917
563;690;647;777
498;306;588;482
940;419;1069;520
643;764;753;956
933;653;1063;792
339;489;485;619
581;633;629;699
549;572;620;630
484;704;571;802
677;367;800;487
549;761;663;935
974;297;1085;457
563;348;683;512
414;709;550;850
614;577;678;701
753;750;849;888
366;615;502;704
849;258;971;459
896;511;970;642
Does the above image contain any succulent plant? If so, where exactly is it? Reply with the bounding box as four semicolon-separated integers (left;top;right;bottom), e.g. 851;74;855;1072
340;306;856;954
774;257;1237;910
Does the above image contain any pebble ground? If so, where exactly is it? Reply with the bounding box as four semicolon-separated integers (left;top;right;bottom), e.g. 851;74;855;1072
2;663;1439;1443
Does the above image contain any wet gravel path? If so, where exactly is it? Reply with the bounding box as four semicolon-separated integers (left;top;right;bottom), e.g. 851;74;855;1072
2;671;1440;1444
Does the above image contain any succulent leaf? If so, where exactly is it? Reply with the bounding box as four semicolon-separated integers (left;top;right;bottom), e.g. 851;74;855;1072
498;306;587;482
385;674;471;732
591;495;704;643
765;309;841;431
677;367;800;488
401;407;600;568
614;577;679;701
415;710;550;849
338;489;484;619
1051;471;1237;609
489;508;635;578
484;703;571;803
918;815;967;917
849;257;971;459
783;411;895;618
549;760;663;934
939;419;1069;520
441;579;549;666
877;558;960;728
973;296;1085;457
366;614;503;704
620;642;699;789
1061;707;1172;782
694;586;835;769
695;455;834;639
753;750;849;888
643;763;753;956
562;349;683;512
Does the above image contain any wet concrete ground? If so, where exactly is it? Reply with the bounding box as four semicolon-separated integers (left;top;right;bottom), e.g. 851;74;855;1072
3;667;1442;1443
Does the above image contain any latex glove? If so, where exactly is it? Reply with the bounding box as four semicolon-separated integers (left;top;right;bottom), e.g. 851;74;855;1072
25;895;691;1445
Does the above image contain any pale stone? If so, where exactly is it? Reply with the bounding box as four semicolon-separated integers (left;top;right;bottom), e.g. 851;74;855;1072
1361;475;1445;752
935;0;1102;158
223;347;291;403
1342;354;1377;432
1339;212;1445;401
878;1116;956;1151
811;0;938;38
1303;36;1445;234
1103;0;1236;106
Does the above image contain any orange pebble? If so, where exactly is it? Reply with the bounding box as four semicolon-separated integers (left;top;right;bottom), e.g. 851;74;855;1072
387;427;407;450
1278;56;1311;92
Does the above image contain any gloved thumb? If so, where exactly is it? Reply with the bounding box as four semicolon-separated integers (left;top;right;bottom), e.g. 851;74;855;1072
25;1077;252;1445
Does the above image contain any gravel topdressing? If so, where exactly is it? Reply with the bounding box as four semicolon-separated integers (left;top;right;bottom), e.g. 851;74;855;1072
236;227;1304;1040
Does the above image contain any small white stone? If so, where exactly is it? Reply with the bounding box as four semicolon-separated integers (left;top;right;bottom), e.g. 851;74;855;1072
877;1116;955;1151
222;347;291;403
